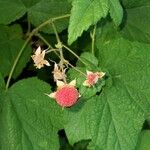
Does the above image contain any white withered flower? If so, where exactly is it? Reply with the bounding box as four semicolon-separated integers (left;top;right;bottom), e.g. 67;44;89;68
31;46;50;69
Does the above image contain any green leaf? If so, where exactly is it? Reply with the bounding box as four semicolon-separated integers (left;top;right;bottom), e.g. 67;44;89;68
68;67;105;99
0;0;71;34
28;0;71;33
121;1;150;43
121;0;150;8
98;38;150;117
64;38;150;149
109;0;123;26
68;52;105;99
0;78;64;149
0;25;32;79
21;0;41;8
0;0;26;24
137;130;150;150
0;73;5;90
68;0;109;45
77;52;99;68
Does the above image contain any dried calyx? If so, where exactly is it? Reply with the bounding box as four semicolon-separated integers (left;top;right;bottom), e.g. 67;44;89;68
83;70;105;87
31;46;50;69
52;63;67;82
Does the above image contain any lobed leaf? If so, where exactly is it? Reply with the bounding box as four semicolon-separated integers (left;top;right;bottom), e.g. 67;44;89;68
0;78;65;150
68;0;109;45
28;0;71;33
0;0;71;34
0;0;26;24
137;130;150;150
121;0;150;43
64;38;150;149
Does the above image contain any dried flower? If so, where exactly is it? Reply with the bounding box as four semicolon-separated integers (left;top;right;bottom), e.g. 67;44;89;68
52;63;66;81
83;70;105;87
31;46;50;69
47;80;80;107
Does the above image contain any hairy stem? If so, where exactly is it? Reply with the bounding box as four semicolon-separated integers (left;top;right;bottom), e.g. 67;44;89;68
6;34;33;90
51;22;67;83
65;60;86;77
36;33;53;49
62;44;87;66
91;25;96;55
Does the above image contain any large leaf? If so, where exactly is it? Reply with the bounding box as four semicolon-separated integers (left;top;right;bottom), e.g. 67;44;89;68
64;38;150;149
109;0;123;26
137;130;150;150
0;73;5;90
0;0;26;24
0;0;71;34
68;0;109;45
121;0;150;8
0;78;64;150
28;0;71;33
121;0;150;43
0;25;32;79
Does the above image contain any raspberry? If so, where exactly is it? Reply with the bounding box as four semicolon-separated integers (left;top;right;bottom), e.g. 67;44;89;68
55;86;79;107
47;79;80;107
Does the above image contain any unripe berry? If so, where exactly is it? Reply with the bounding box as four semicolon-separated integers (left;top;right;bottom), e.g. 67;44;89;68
83;70;105;87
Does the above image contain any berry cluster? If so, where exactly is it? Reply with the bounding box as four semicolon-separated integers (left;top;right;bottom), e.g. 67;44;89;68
32;46;105;107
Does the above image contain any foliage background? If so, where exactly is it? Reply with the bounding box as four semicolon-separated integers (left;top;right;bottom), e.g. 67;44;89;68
0;0;150;149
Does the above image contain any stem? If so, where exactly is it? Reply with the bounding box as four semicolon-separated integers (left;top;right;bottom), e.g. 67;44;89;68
46;49;59;54
33;14;70;34
5;14;70;90
91;25;96;55
59;48;67;83
6;34;33;90
36;33;60;58
65;60;86;77
51;22;67;83
36;33;53;49
62;44;87;66
51;22;61;44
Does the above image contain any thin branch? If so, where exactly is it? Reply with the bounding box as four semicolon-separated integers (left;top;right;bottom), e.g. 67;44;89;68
62;44;87;66
91;24;96;55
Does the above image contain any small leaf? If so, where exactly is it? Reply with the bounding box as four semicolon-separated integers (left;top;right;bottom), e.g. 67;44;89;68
109;0;123;26
68;0;109;44
0;25;32;79
77;52;99;68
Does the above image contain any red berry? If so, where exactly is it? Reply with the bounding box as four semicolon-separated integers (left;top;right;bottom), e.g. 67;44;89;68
55;86;79;107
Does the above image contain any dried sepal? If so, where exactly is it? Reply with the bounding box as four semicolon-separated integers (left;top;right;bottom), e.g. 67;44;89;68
52;63;66;81
31;46;50;69
83;70;105;87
